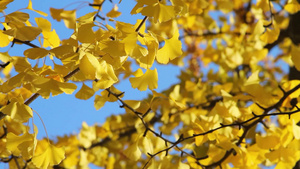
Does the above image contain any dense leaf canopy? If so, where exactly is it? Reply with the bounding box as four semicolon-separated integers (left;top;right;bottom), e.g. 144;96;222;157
1;0;300;168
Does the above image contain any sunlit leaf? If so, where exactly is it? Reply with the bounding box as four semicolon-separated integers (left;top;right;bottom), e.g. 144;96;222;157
32;142;65;169
156;26;182;64
129;68;158;91
27;0;47;16
0;0;13;12
4;26;42;41
0;30;10;47
77;23;96;43
24;48;49;59
123;142;141;161
32;77;77;99
75;83;95;100
0;98;33;122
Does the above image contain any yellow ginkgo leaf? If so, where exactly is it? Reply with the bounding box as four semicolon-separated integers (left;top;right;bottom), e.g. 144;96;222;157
75;83;95;100
0;52;11;63
94;95;107;110
256;134;280;149
244;70;260;86
42;29;60;48
100;41;127;57
24;48;49;60
260;26;280;44
93;60;118;90
140;2;176;23
5;11;29;24
284;0;300;14
77;23;96;43
79;53;100;80
138;136;153;155
137;32;158;69
49;45;75;59
0;98;33;122
4;26;42;41
50;8;76;29
6;132;34;156
32;77;77;99
129;68;158;91
106;5;121;18
0;0;13;12
123;33;148;59
27;0;47;16
292;120;300;139
123;142;141;161
0;30;10;47
156;27;182;64
77;12;97;24
32;142;65;169
35;17;51;32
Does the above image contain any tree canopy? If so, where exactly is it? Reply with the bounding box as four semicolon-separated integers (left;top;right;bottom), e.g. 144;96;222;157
1;0;300;168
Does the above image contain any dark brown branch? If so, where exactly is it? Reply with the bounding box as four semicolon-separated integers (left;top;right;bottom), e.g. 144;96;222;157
135;16;148;37
12;39;39;48
0;62;10;68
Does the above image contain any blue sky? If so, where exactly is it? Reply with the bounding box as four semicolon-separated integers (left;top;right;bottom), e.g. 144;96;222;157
0;0;183;140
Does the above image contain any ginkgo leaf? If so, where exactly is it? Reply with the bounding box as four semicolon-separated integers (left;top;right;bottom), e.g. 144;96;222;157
293;120;300;139
244;70;260;86
107;5;121;18
123;33;148;59
4;26;42;41
177;161;190;169
12;57;31;73
123;142;141;161
32;142;65;169
5;11;29;24
138;136;153;155
284;0;300;14
49;45;75;59
129;68;158;91
77;23;96;43
24;48;49;59
75;83;95;100
256;134;280;149
156;27;182;64
251;20;265;38
0;52;11;63
137;32;158;69
27;0;47;16
79;53;100;79
0;0;13;12
188;0;209;15
0;98;33;122
260;26;280;44
50;8;76;29
140;2;176;23
0;30;10;47
77;12;97;24
100;41;127;57
94;95;107;110
93;60;118;90
35;17;51;32
42;29;60;48
78;122;96;148
6;132;34;156
32;77;77;99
